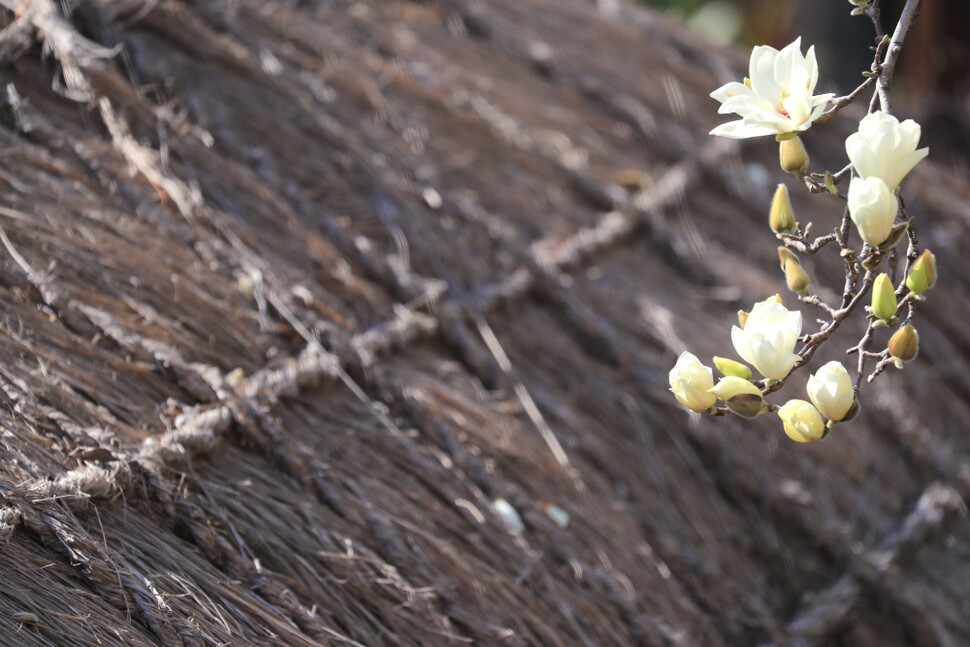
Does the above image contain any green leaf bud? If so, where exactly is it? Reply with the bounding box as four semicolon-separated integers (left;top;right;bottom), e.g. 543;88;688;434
871;273;897;321
779;136;809;175
713;356;752;380
888;324;919;362
905;250;937;295
769;184;796;235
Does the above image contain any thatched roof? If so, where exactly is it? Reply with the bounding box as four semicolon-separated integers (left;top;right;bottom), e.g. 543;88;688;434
0;1;968;645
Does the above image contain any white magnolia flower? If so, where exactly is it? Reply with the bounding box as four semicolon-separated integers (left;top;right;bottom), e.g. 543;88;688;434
710;38;834;139
731;299;802;380
846;111;928;190
847;176;898;246
807;361;854;421
777;399;825;442
669;352;717;413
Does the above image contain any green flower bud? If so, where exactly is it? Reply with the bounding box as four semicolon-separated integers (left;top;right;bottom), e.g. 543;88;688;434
871;273;897;321
783;258;811;296
779;136;809;175
888;324;919;362
713;356;752;380
769;184;796;235
905;250;937;295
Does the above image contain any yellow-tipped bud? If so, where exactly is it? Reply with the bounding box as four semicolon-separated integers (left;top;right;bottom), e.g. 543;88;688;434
710;377;764;418
737;309;749;327
905;250;937;295
888;324;919;362
779;136;809;175
769;184;796;235
784;258;811;296
713;356;752;380
871;273;897;321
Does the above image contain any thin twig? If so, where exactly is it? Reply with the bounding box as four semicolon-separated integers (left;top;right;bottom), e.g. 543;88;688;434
874;0;923;114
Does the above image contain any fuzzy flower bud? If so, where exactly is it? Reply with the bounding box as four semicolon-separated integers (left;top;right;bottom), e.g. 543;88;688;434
905;250;937;295
888;324;919;362
807;361;855;422
731;298;802;380
777;399;826;442
710;376;764;418
779;136;809;175
848;176;898;246
871;273;897;322
669;352;717;412
713;356;752;380
784;258;811;296
769;184;796;235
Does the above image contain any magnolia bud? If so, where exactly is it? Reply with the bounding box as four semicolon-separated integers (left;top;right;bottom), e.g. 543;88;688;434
905;250;937;295
807;361;855;422
710;377;764;418
888;324;919;362
769;184;796;235
709;376;761;400
669;352;717;412
777;399;826;443
784;259;811;296
779;136;809;175
871;273;897;321
713;356;752;380
848;176;898;247
778;246;800;270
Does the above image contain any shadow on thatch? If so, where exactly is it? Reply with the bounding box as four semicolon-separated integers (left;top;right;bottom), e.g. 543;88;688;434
0;1;968;645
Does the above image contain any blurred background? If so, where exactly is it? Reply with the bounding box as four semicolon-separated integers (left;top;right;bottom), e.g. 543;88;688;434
636;0;970;163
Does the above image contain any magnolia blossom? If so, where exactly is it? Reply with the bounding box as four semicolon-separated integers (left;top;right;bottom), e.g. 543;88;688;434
731;299;802;380
669;352;716;413
807;361;854;421
846;111;928;190
777;399;825;442
848;176;898;246
710;38;834;139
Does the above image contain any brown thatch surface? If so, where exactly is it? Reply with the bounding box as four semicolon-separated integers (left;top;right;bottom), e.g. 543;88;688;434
0;1;968;645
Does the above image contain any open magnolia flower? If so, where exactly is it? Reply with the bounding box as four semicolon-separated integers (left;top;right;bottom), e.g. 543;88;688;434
731;299;802;380
847;175;898;246
669;352;716;413
846;111;928;190
710;38;834;139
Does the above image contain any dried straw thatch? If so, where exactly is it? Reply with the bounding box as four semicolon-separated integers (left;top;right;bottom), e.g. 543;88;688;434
0;1;968;645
